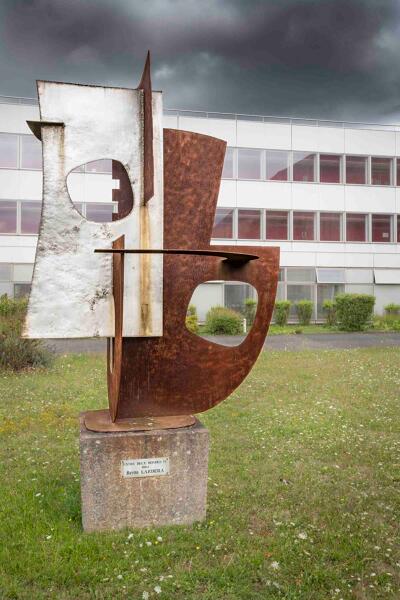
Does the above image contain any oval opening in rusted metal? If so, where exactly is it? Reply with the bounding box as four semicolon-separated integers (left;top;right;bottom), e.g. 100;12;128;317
66;159;133;223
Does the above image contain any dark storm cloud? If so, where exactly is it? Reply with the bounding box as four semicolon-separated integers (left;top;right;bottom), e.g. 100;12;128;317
1;0;400;121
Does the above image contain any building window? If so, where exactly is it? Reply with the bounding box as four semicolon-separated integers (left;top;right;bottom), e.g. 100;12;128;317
265;211;288;240
0;133;18;168
73;202;84;215
317;284;344;319
372;214;392;242
212;208;234;238
85;159;112;174
237;148;262;180
238;209;260;239
346;213;367;242
398;215;400;242
293;152;316;182
14;283;31;298
222;148;234;179
293;211;315;241
0;263;12;281
21;201;41;234
0;201;17;233
320;212;342;242
371;157;391;186
266;150;289;181
346;156;366;184
287;284;314;319
86;203;114;222
319;154;341;183
20;135;42;170
396;159;400;186
224;283;255;313
286;268;316;283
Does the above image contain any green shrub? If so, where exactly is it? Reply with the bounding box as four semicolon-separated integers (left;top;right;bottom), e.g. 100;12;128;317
204;306;243;335
0;294;53;371
322;299;337;326
295;300;313;325
186;304;199;334
335;294;375;331
274;300;291;326
384;303;400;316
187;304;197;317
243;298;257;327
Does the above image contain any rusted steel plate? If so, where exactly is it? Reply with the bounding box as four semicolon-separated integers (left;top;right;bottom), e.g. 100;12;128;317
95;248;259;264
112;128;279;419
84;409;195;432
107;235;124;422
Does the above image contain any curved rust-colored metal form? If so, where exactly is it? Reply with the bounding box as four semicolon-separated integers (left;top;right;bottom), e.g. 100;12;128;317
106;128;279;420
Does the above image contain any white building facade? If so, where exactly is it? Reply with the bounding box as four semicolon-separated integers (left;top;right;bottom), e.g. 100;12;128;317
1;96;400;322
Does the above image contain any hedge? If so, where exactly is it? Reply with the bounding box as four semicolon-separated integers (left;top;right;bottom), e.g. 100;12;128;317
295;300;313;325
335;293;375;331
274;300;291;326
204;306;243;335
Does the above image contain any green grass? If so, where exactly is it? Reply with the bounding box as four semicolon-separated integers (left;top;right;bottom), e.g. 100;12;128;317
1;349;399;599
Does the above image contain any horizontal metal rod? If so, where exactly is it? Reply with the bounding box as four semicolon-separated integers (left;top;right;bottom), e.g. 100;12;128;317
94;247;258;263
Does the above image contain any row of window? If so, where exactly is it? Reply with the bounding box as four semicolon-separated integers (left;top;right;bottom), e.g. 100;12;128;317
0;201;116;234
222;148;400;186
213;208;400;243
0;133;113;173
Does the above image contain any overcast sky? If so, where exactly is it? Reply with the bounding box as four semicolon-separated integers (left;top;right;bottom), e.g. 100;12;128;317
1;0;400;123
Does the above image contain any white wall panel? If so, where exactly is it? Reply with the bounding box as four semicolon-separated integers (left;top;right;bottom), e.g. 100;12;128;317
292;125;345;153
0;235;37;247
217;180;236;207
19;170;42;199
281;251;316;266
190;282;224;321
292;183;320;211
374;254;400;268
178;116;236;146
319;184;345;211
83;173;113;203
0;246;36;262
236;180;281;208
14;263;33;280
316;252;346;267
344;185;395;213
263;181;292;209
163;114;178;129
344;128;396;155
0;170;21;198
344;252;373;267
374;285;400;313
346;269;374;283
237;121;291;149
0;104;39;134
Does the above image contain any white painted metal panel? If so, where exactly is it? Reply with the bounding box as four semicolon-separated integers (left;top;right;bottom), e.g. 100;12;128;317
190;282;224;321
374;284;400;313
344;128;396;156
263;123;291;149
344;252;373;267
292;125;345;153
237;121;291;150
18;170;42;200
25;82;164;338
318;184;345;211
263;182;292;209
281;251;316;266
83;173;113;203
0;246;36;262
163;114;178;129
374;269;400;284
13;263;33;280
346;269;374;283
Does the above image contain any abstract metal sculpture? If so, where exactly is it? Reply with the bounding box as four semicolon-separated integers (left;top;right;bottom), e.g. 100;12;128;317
25;54;280;431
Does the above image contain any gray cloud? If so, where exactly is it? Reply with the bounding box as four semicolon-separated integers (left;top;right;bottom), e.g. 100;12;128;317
1;0;400;122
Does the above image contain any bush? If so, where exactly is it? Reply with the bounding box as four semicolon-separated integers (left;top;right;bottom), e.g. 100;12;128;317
384;303;400;316
335;294;375;331
295;300;313;325
274;300;291;326
0;294;53;371
186;304;199;334
322;299;337;326
243;298;257;327
204;306;243;335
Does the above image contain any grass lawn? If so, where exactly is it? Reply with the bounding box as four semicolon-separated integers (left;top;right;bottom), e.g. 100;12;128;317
0;348;399;599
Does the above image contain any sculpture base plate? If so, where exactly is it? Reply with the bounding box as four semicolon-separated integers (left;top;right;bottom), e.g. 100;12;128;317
84;409;196;432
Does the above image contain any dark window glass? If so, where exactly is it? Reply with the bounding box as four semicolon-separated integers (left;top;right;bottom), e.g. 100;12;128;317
0;133;18;168
346;156;366;184
293;211;315;240
287;284;313;318
397;159;400;186
266;150;289;181
20;135;42;169
85;159;112;173
212;208;233;238
320;154;341;183
371;157;391;186
320;212;341;241
237;148;262;179
86;203;114;222
21;201;41;234
238;209;260;239
293;152;315;182
222;148;234;178
346;213;367;242
372;214;392;242
14;283;31;298
398;215;400;242
265;211;288;240
224;283;254;313
317;284;344;319
0;201;17;233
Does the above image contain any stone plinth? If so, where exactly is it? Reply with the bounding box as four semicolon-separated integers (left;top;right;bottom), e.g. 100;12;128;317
79;414;209;532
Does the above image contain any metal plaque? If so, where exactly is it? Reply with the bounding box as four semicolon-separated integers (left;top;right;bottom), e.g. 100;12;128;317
121;457;169;478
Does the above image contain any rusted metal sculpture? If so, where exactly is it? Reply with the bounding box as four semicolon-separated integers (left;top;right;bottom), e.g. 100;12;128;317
25;54;279;432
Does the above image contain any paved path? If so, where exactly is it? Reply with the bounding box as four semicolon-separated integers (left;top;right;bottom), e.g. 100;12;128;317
46;332;400;354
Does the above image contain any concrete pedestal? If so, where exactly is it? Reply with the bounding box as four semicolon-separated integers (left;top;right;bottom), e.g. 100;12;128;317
79;414;209;532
